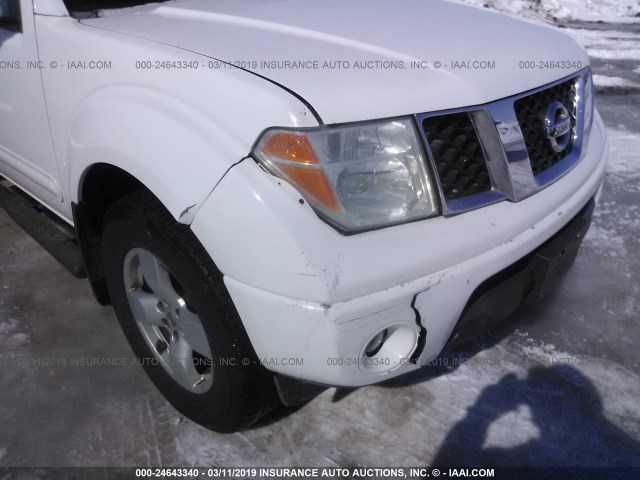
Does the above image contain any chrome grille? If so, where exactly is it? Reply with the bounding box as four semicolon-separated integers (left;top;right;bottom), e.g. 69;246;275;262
416;68;589;216
421;112;492;200
515;78;578;175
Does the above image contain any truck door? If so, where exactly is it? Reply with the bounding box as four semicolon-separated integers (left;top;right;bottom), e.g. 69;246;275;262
0;0;66;216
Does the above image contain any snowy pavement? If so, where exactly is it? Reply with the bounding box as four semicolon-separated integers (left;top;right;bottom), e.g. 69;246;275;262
457;0;640;24
1;8;639;472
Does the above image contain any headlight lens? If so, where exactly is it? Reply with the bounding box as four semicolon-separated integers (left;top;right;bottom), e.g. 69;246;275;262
253;118;439;231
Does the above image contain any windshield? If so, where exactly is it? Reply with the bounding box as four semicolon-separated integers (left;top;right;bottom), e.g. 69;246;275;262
64;0;171;18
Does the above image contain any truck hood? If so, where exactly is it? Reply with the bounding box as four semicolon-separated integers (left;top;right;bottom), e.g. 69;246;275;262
82;0;589;124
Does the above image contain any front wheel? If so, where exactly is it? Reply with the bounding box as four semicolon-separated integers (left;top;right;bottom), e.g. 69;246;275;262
101;191;278;432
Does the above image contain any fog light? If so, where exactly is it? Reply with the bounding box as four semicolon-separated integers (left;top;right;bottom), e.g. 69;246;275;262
360;324;419;375
365;329;388;357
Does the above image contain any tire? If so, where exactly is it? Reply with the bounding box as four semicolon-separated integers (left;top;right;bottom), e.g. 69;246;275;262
101;191;278;432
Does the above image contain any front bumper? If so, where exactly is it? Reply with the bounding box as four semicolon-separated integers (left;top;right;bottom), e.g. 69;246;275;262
191;111;608;387
442;196;595;352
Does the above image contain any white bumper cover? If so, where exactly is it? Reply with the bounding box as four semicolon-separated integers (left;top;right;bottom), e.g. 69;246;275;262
191;112;608;387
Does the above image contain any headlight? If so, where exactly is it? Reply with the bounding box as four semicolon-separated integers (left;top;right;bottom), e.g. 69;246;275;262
252;118;439;232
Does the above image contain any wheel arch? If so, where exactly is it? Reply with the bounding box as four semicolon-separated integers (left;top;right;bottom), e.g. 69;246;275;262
74;162;158;304
65;85;249;304
65;84;249;222
65;83;320;304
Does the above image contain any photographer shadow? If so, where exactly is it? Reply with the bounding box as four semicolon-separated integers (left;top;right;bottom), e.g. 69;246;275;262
431;365;640;467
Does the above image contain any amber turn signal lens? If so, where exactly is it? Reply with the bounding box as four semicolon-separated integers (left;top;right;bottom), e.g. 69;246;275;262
262;132;319;164
262;132;340;213
279;164;340;213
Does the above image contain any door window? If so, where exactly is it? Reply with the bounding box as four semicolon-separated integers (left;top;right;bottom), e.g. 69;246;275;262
0;0;21;32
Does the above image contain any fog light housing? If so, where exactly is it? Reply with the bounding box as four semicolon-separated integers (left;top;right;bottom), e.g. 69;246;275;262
360;324;419;375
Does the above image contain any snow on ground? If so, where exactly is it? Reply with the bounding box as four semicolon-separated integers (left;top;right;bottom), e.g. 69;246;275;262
456;0;640;23
603;127;640;185
0;316;29;352
483;405;541;449
585;223;627;258
584;125;640;261
100;0;640;24
562;27;640;61
592;75;640;92
160;327;640;467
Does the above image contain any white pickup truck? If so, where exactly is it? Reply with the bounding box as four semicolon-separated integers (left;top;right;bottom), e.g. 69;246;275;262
0;0;607;432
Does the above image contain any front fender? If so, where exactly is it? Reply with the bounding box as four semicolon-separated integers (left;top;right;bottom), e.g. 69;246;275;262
68;85;289;222
34;14;320;221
